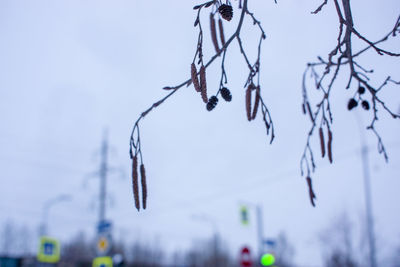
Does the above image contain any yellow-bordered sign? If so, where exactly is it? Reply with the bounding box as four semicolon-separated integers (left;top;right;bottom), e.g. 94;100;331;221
96;234;111;255
93;256;113;267
37;236;60;263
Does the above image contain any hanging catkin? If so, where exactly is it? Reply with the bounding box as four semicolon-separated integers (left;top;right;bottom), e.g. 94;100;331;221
191;63;201;92
251;86;260;120
218;19;225;46
132;155;140;211
140;164;147;209
319;127;325;158
306;176;316;207
245;85;253;121
327;128;333;163
199;66;208;103
210;14;219;53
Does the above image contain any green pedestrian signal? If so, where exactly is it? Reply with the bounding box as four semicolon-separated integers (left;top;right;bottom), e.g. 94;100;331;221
260;253;276;266
240;206;249;225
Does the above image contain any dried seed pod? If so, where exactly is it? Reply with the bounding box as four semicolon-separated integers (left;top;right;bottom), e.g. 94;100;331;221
361;100;370;110
327;129;333;164
245;84;253;121
191;63;201;92
140;164;147;210
132;156;140;211
218;4;233;21
218;18;225;46
199;66;208;103
251;86;260;120
306;176;317;207
347;98;358;110
210;13;220;53
206;96;218;111
220;87;232;102
319;127;325;158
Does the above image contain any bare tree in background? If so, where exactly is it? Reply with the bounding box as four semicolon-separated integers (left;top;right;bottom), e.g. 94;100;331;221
389;239;400;267
181;235;235;267
61;232;96;266
1;221;16;256
319;213;360;267
274;232;296;267
128;0;399;209
126;241;164;267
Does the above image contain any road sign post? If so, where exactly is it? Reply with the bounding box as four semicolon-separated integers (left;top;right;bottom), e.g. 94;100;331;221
240;246;253;267
37;237;60;264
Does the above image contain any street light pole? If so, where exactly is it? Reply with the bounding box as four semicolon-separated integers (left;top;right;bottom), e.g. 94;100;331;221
39;194;71;236
355;113;377;267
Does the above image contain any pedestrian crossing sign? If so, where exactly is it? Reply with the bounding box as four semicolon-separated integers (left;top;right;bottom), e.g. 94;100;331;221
93;256;113;267
37;236;60;263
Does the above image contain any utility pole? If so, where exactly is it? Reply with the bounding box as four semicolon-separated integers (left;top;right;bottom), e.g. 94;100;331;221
93;131;115;257
99;132;108;224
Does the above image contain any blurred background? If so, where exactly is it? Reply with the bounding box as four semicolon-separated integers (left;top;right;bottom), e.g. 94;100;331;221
0;0;399;266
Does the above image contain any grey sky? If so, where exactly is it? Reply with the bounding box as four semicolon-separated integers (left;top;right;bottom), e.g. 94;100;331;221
0;0;399;266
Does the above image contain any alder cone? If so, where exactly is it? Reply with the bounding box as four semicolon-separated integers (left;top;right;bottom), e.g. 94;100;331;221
220;87;232;102
206;96;218;111
218;4;233;21
347;98;358;110
362;100;370;110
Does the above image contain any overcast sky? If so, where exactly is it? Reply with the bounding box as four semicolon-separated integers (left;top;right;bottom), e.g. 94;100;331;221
0;0;399;266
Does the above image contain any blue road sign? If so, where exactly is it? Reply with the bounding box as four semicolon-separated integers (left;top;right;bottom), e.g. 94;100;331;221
97;220;112;234
263;239;276;247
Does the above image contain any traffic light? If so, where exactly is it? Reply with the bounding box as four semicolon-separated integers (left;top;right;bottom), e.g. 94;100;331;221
260;253;276;266
240;206;249;225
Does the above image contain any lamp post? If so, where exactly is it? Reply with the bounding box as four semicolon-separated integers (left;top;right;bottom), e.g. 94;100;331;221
39;194;71;236
355;113;377;267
